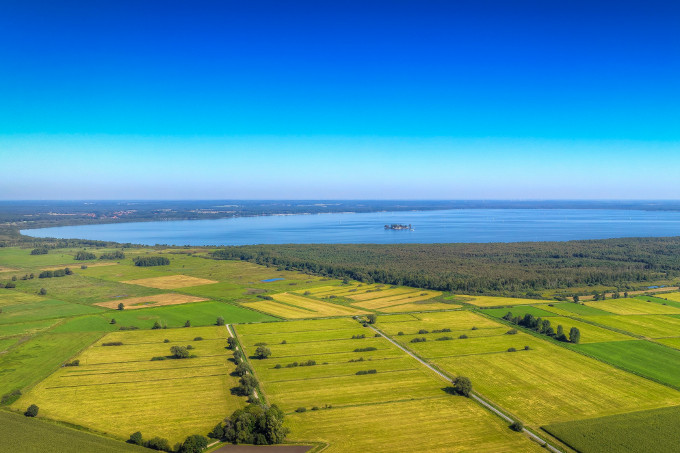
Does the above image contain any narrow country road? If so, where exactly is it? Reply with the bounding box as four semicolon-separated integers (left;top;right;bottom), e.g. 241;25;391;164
368;324;562;453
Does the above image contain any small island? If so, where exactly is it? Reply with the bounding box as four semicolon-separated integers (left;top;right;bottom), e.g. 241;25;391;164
385;224;413;230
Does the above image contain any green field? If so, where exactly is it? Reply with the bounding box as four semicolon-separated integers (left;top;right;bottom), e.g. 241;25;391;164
15;326;244;444
0;331;103;395
576;340;680;388
542;302;614;316
237;317;540;452
50;301;275;333
584;298;680;315
378;311;680;427
543;405;680;453
482;305;559;319
0;410;148;453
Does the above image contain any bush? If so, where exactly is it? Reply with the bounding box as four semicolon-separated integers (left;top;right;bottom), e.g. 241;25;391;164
145;436;171;451
25;404;39;417
151;356;166;361
452;376;472;397
186;344;194;350
184;320;191;327
152;321;162;330
39;288;47;295
177;435;208;453
295;407;307;413
351;334;366;339
31;247;48;255
216;316;225;326
4;281;15;289
119;326;139;331
110;318;116;324
524;345;531;350
507;347;517;352
506;328;518;335
102;341;123;346
354;347;377;352
38;271;53;279
127;432;143;445
355;369;377;375
397;331;404;335
81;264;88;269
280;340;287;344
171;346;190;359
118;303;125;310
193;337;203;341
133;256;170;267
163;339;170;343
274;364;282;369
100;250;125;260
471;326;478;330
509;421;524;432
255;346;272;359
74;251;96;260
64;359;80;367
410;337;427;343
436;336;453;341
1;389;21;405
418;329;429;334
459;334;468;339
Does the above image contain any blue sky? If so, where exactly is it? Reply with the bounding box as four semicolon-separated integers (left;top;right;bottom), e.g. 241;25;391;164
1;1;679;199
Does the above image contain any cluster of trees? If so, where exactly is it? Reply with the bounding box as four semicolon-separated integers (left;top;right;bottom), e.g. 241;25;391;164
503;313;580;343
128;431;209;453
134;256;170;267
74;251;96;260
39;268;72;278
30;247;48;255
211;237;680;296
100;250;125;260
208;404;288;445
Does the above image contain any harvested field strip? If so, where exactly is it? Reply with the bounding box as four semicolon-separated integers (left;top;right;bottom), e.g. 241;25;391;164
95;293;208;310
379;302;461;313
46;373;227;389
273;293;367;316
122;274;218;289
348;288;431;302
265;368;417;384
353;294;440;309
237;318;358;334
541;302;613;316
584;298;680;315
532;316;632;343
242;301;314;319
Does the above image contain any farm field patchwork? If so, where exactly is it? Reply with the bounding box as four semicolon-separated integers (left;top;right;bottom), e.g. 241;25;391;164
236;318;540;452
378;311;680;427
529;316;632;343
95;293;208;310
543;405;680;453
583;298;680;315
15;326;244;444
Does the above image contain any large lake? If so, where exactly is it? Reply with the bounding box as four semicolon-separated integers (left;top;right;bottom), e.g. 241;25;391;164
21;209;680;246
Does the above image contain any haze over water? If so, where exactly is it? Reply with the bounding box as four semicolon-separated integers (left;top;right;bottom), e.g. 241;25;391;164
23;209;680;246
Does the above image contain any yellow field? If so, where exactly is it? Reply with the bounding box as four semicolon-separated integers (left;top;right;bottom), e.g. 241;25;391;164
242;293;367;319
465;296;550;307
658;292;680;303
348;288;434;302
304;284;384;297
352;292;441;309
381;311;680;427
287;398;541;453
95;293;209;310
584;299;680;315
237;318;541;452
16;326;243;444
580;315;680;338
379;302;462;313
122;275;218;289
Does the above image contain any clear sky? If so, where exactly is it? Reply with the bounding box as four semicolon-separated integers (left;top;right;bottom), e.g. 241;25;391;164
1;1;679;199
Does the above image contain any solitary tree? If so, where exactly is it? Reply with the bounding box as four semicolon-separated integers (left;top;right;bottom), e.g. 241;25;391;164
117;303;124;311
178;434;209;453
569;327;581;344
152;321;162;330
171;345;190;359
452;376;472;397
39;288;47;295
24;404;39;417
366;314;377;324
509;421;524;432
255;346;272;359
216;316;225;326
572;295;579;303
184;320;191;327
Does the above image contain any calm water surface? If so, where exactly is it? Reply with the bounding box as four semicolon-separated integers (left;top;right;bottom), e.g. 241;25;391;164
22;209;680;246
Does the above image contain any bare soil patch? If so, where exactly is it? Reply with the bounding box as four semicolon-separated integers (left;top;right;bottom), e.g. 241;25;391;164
95;293;208;310
122;275;218;289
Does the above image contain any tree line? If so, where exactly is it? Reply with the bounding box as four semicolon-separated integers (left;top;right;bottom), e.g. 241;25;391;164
210;237;680;296
503;312;580;343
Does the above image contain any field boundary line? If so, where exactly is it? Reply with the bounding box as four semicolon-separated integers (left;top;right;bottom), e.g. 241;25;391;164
229;324;270;406
368;324;563;453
